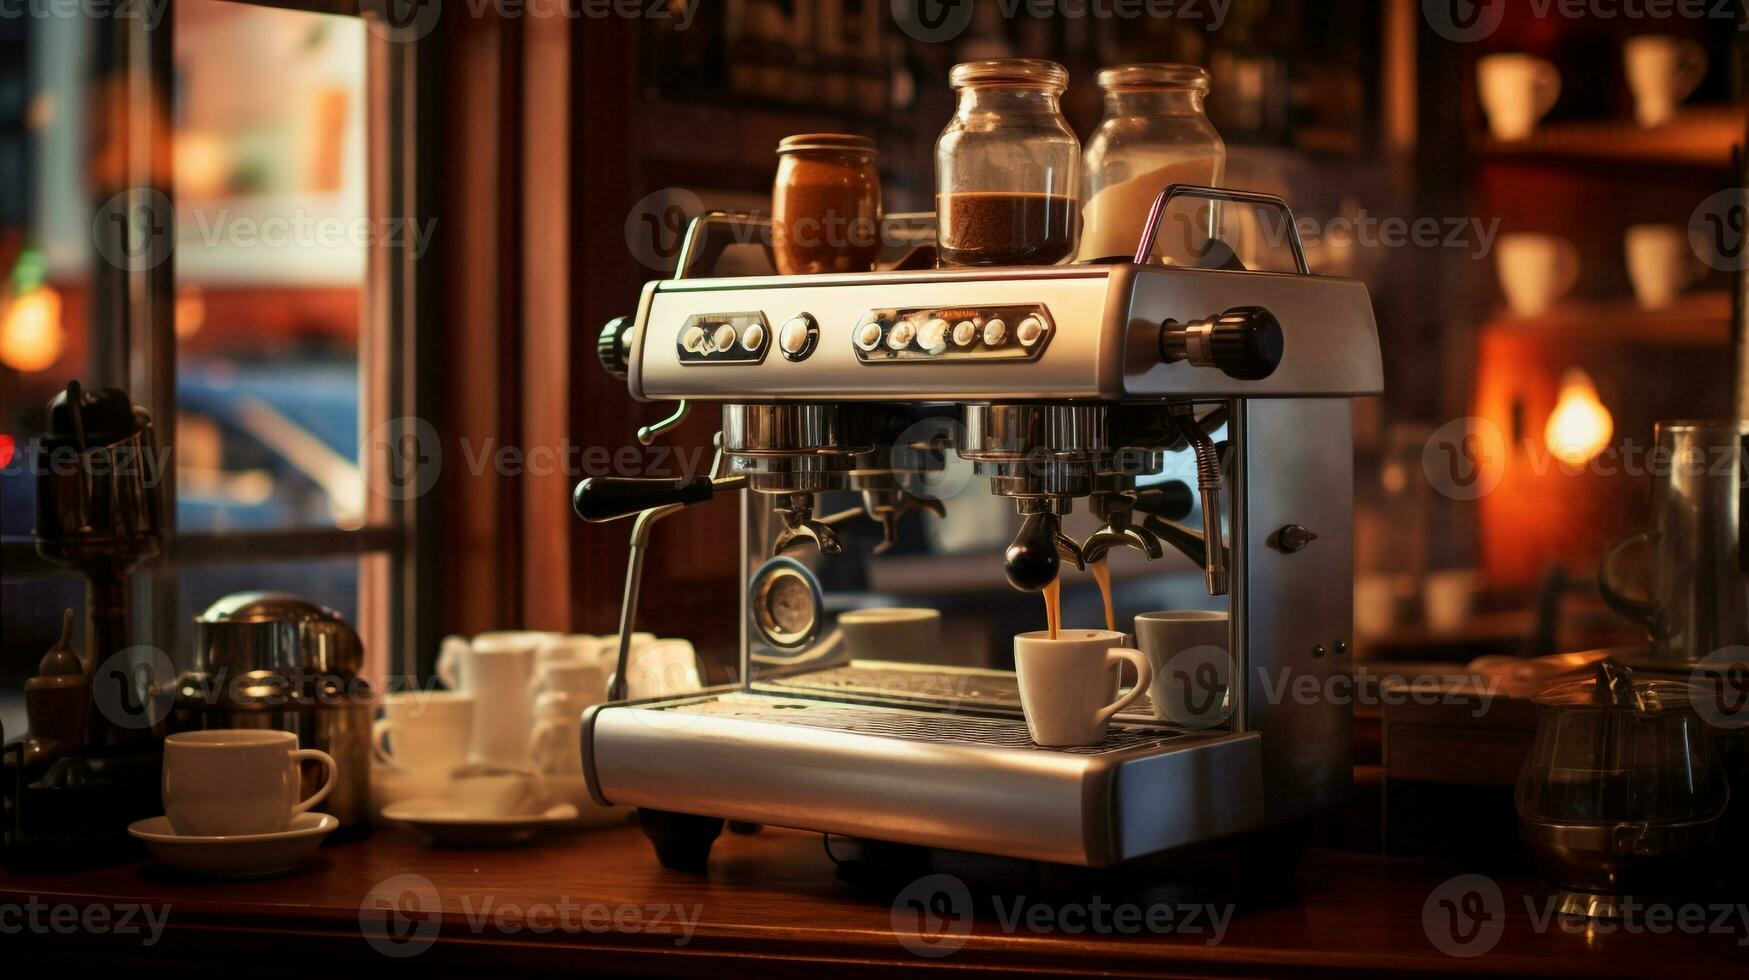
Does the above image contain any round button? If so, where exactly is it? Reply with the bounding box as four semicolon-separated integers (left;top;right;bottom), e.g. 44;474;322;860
983;318;1008;347
740;322;766;352
952;321;978;348
779;316;814;356
919;318;950;353
887;319;917;350
1016;316;1046;348
681;325;708;353
855;321;884;351
712;324;738;352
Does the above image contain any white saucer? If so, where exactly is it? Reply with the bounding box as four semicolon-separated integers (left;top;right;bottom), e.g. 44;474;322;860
381;799;579;846
128;812;337;878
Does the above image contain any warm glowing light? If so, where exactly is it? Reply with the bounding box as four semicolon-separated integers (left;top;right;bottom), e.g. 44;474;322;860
0;285;65;373
176;286;206;338
1544;369;1614;466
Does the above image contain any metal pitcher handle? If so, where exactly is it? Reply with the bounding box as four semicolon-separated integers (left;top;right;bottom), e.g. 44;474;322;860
1598;529;1661;636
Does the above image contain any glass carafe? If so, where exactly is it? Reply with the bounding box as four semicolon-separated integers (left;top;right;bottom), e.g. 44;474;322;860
934;59;1080;267
1516;661;1728;917
1080;64;1226;262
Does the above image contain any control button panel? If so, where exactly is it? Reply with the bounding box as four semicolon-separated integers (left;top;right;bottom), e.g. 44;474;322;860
778;314;819;361
853;305;1055;364
678;312;770;365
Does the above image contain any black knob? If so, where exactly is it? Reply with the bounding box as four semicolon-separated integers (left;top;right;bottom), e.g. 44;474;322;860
1160;306;1284;382
573;476;716;523
1004;512;1061;592
597;316;633;379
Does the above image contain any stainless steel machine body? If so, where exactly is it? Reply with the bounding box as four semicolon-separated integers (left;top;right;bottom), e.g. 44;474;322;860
577;189;1383;868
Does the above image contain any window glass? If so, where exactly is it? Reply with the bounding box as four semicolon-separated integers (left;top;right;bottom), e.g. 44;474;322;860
172;1;369;532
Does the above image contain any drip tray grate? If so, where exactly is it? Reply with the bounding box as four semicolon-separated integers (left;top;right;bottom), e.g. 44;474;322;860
655;694;1181;756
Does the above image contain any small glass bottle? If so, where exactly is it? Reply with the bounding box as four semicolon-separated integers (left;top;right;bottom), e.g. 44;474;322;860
934;59;1080;267
1080;64;1226;262
771;134;883;276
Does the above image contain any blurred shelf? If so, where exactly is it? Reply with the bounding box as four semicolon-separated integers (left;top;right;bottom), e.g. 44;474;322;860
1482;290;1732;346
1476;104;1745;170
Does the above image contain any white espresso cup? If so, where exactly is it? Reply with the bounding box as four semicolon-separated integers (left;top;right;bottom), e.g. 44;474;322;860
1624;35;1708;128
440;636;538;766
528;657;611;708
1013;630;1152;747
1625;223;1702;311
535;633;603;667
1496;233;1580;317
529;691;584;776
163;729;337;836
1134;611;1232;730
839;608;942;660
372;691;474;773
1478;54;1561;142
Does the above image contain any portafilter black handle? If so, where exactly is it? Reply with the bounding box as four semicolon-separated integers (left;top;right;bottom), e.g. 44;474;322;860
573;476;718;523
1005;512;1062;592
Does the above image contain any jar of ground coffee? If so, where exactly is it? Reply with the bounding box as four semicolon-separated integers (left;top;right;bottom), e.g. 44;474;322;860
935;60;1081;267
771;134;882;276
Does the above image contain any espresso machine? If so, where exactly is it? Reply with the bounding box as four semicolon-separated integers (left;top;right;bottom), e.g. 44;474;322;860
574;187;1383;871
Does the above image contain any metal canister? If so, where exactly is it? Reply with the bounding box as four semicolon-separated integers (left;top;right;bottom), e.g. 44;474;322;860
168;593;372;833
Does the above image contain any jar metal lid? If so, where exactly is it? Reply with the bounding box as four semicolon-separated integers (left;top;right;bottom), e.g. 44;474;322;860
949;59;1068;92
1097;63;1211;93
776;133;878;157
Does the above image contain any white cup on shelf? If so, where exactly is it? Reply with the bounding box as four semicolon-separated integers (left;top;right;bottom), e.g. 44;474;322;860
1496;233;1581;318
1478;54;1561;142
1624;35;1708;128
1625;223;1703;311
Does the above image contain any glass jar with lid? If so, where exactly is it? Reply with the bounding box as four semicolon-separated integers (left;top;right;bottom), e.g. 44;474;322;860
1080;64;1226;262
934;59;1080;267
771;134;883;276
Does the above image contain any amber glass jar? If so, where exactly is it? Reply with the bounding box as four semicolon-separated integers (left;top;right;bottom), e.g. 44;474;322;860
771;134;882;276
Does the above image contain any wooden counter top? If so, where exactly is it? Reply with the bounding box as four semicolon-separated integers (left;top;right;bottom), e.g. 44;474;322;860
2;820;1744;977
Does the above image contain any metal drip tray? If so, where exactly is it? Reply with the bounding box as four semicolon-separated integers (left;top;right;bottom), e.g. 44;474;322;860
583;689;1265;866
659;693;1175;756
758;660;1158;721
